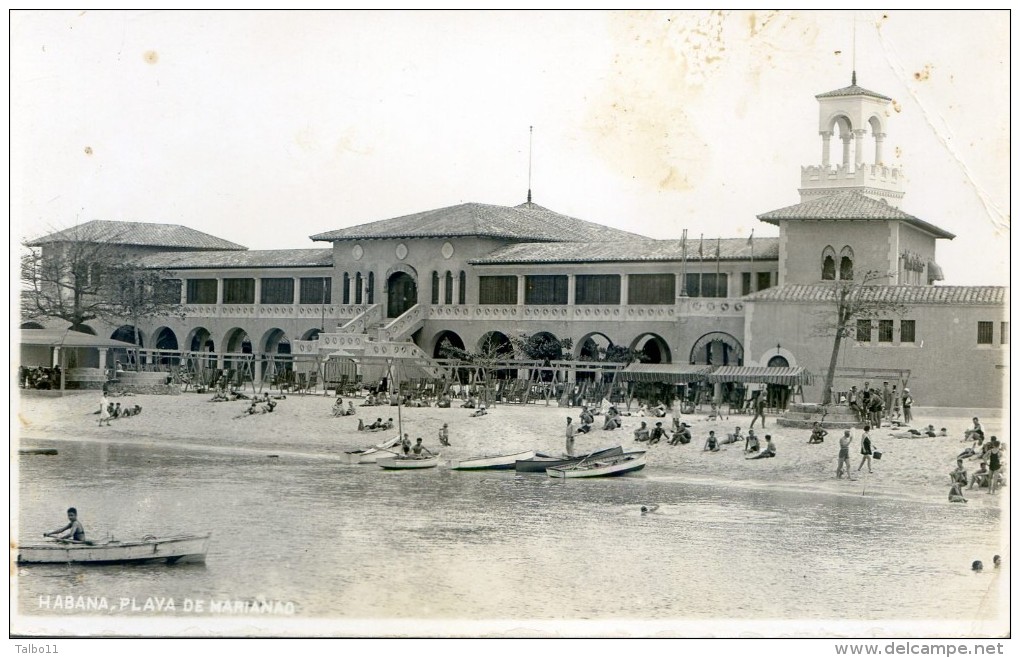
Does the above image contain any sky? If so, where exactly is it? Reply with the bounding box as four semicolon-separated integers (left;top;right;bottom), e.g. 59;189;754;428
10;10;1011;286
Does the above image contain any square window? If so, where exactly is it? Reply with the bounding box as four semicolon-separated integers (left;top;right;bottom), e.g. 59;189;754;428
878;319;894;343
1001;322;1009;345
900;320;915;344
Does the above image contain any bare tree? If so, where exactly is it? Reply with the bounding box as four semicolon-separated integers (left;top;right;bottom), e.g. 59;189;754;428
21;228;185;367
437;336;515;406
813;270;906;405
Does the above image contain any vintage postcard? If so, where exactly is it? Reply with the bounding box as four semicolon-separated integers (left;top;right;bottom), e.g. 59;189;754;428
10;10;1010;646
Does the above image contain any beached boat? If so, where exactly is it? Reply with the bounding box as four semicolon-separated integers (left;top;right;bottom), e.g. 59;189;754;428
450;450;537;471
546;451;647;478
377;454;441;470
514;446;624;473
341;436;401;464
17;534;211;565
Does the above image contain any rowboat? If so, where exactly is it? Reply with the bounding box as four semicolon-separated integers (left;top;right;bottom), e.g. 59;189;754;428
514;446;624;473
377;454;441;469
450;450;536;471
341;436;401;464
547;451;647;478
17;534;211;565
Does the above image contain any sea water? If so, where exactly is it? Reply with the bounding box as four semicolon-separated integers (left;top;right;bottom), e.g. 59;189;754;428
14;440;1003;625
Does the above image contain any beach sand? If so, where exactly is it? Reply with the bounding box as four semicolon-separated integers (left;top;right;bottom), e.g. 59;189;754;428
14;390;1008;504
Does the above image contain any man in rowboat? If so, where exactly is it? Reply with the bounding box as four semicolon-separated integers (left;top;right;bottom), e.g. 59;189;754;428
44;507;85;542
411;437;434;458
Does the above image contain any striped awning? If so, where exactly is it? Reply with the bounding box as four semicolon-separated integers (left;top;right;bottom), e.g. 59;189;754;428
704;366;812;385
616;363;713;384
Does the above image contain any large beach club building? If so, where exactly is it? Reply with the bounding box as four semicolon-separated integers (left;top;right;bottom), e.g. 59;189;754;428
22;76;1007;410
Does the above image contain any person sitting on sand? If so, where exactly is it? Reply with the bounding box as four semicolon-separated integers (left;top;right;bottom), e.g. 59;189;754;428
950;459;969;486
365;417;383;431
964;417;985;442
577;410;593;434
383;418;395;429
436;394;452;408
262;399;277;413
332;398;346;417
703;431;719;452
949;482;968;503
650;403;668;418
649;422;666;445
669;422;692;446
461;395;477;409
746;435;776;460
633;421;650;442
361;394;376;406
744;429;760;454
343;401;356;416
808;422;827;444
603;408;622;430
470;404;488;417
969;462;990;489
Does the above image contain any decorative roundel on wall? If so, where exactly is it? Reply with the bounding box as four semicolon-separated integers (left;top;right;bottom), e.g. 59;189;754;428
395;243;408;260
441;241;454;259
351;245;364;261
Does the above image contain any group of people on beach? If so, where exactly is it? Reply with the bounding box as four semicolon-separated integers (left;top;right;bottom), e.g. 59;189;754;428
948;417;1006;501
97;395;143;426
19;365;62;390
843;381;912;426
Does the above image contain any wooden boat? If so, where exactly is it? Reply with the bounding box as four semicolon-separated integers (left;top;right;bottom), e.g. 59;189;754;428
515;446;624;473
377;454;441;470
450;450;536;471
341;436;401;464
17;534;210;565
547;451;647;478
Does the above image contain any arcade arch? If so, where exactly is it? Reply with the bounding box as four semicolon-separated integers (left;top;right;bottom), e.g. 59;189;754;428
689;331;743;366
630;333;671;364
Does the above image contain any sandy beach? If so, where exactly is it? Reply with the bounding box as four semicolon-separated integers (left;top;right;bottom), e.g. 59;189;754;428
14;389;1008;505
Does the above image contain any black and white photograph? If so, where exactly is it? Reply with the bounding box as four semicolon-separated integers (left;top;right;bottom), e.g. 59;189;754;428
10;9;1010;648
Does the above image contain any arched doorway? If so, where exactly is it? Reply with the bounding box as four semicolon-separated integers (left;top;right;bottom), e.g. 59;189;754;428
111;325;144;369
689;331;743;366
630;333;672;364
152;327;179;366
432;330;466;359
223;327;253;373
387;272;418;318
575;332;615;382
260;328;292;385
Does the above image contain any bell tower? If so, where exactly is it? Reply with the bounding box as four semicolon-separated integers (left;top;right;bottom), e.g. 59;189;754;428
799;71;905;207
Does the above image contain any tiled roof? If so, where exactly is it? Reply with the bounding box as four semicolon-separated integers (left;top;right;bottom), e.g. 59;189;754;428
470;237;779;265
757;191;955;239
743;284;1006;305
25;220;247;251
135;249;333;270
310;202;649;243
815;82;891;101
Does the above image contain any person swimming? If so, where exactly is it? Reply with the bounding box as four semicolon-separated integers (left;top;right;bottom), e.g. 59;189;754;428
640;505;659;514
972;560;984;572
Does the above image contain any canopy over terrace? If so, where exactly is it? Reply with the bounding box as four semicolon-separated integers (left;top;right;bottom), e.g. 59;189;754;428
616;363;714;384
19;329;140;392
703;366;813;386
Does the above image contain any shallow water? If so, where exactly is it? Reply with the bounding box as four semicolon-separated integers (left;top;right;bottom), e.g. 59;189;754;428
15;440;1003;623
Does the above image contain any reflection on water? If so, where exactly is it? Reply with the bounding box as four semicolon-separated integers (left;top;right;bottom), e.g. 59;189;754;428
16;441;1002;621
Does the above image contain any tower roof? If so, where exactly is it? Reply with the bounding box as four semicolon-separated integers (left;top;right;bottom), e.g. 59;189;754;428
816;73;892;101
757;191;955;239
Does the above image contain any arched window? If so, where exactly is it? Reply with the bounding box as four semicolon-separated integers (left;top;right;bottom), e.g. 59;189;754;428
431;271;440;304
839;246;854;281
342;273;350;304
367;272;375;304
821;246;836;280
444;271;453;304
355;273;363;304
458;271;466;304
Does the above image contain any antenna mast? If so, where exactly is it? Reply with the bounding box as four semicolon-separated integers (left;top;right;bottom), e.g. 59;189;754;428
527;126;533;204
851;15;857;84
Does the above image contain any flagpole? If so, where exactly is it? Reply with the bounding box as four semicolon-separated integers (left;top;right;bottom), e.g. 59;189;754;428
749;229;755;292
699;233;704;297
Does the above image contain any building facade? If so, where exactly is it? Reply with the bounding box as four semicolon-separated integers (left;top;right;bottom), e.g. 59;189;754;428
22;75;1007;409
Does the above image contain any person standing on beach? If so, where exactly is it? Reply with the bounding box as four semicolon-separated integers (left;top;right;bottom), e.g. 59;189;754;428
837;430;853;479
98;394;111;427
882;382;893;421
857;426;873;473
749;394;766;429
891;385;901;421
902;388;913;424
565;417;576;457
438;423;450;446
